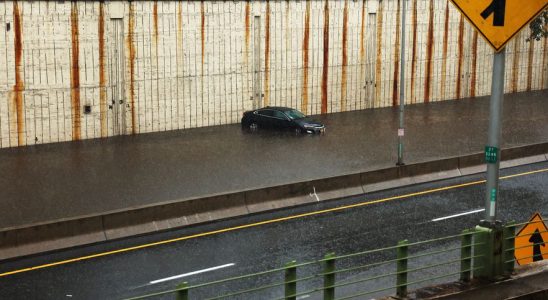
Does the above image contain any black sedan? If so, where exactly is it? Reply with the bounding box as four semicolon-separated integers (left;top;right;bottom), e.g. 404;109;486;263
241;107;325;134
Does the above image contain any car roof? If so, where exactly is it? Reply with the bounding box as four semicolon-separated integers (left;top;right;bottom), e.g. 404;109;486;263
259;106;294;112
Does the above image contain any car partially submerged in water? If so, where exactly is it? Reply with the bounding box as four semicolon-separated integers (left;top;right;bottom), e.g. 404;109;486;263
241;107;325;134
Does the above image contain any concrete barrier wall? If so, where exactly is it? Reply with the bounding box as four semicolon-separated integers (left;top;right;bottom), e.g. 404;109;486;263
1;143;547;260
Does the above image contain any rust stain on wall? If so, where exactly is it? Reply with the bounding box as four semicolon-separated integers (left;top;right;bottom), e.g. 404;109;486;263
512;37;520;93
374;0;383;107
340;0;348;111
409;0;417;104
201;1;205;67
153;1;159;45
127;3;137;134
359;0;366;64
264;0;271;107
543;37;548;88
359;0;367;95
526;39;534;91
12;1;24;146
244;0;250;65
70;2;81;141
440;2;449;100
99;2;107;138
470;31;478;98
456;16;464;99
177;1;183;69
392;0;401;107
285;0;290;49
321;0;330;114
301;0;311;114
424;0;434;103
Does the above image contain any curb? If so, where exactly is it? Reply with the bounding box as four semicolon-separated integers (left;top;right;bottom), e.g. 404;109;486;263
1;143;547;260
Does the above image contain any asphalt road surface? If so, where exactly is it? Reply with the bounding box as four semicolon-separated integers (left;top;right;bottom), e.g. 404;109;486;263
1;162;547;300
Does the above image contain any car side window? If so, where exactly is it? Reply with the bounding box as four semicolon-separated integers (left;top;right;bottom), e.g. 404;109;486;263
273;111;288;120
257;110;274;117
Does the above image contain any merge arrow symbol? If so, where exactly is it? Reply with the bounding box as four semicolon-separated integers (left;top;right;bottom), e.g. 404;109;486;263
529;229;546;262
481;0;506;26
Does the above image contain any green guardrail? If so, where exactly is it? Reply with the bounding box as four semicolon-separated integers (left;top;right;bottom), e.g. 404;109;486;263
126;217;546;300
126;229;485;300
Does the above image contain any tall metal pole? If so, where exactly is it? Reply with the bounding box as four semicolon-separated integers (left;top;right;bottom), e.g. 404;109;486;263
484;48;505;224
397;0;406;166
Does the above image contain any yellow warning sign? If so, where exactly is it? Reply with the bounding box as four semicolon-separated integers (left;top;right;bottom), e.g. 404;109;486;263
515;213;548;265
450;0;548;52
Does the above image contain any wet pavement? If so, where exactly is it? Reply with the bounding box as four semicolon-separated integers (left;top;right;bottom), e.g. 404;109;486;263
1;162;547;299
0;90;547;230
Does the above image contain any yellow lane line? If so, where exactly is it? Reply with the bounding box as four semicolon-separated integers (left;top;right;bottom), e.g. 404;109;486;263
1;167;547;278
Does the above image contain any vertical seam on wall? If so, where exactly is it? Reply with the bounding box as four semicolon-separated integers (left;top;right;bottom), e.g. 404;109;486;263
392;0;401;107
456;15;464;100
409;0;417;104
321;0;329;114
440;1;449;102
374;0;382;108
424;0;435;103
526;38;534;91
301;0;310;114
263;0;270;107
127;2;136;134
512;36;520;93
70;2;81;141
98;2;107;138
340;0;348;112
470;31;478;98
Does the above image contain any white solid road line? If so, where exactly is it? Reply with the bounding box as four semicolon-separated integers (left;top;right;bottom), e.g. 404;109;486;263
431;209;485;222
149;263;235;285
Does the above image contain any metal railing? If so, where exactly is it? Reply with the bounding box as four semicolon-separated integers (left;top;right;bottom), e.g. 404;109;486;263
125;229;484;300
125;216;548;299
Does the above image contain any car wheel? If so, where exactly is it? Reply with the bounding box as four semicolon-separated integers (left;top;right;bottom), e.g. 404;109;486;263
249;122;258;131
294;127;302;134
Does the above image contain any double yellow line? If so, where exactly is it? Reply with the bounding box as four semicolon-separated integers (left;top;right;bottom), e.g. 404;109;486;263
1;167;547;278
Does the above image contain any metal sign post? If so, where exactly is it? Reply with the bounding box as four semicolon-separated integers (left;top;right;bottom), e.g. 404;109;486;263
484;48;505;224
397;0;406;166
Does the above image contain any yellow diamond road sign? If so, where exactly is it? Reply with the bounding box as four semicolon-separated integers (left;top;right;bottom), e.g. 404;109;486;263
450;0;548;52
515;213;548;265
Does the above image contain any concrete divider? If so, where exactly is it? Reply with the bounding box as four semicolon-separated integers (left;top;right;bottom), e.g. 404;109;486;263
244;181;315;214
1;143;547;260
0;218;105;260
103;194;250;240
309;174;364;202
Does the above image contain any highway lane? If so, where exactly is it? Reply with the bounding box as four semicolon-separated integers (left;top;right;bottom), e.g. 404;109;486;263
1;161;547;299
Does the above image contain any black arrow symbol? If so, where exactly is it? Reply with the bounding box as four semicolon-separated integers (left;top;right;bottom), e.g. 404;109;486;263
529;229;546;262
480;0;506;26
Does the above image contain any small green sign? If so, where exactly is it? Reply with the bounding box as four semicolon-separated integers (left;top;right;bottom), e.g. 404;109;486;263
485;146;499;163
490;188;497;202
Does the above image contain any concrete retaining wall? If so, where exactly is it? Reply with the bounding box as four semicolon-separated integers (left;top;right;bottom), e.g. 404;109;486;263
1;1;547;148
1;142;547;260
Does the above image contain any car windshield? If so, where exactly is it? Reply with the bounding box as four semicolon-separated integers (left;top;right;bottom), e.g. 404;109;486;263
285;109;306;120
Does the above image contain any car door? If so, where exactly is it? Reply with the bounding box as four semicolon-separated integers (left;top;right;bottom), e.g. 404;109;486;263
255;109;275;128
272;110;291;129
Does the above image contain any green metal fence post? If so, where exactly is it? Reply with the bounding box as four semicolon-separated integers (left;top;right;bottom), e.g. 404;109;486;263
323;253;335;300
492;224;504;279
474;225;493;279
503;221;516;275
460;229;472;282
285;261;297;300
396;240;409;298
176;282;189;300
